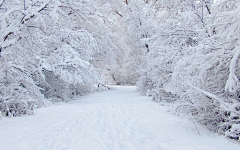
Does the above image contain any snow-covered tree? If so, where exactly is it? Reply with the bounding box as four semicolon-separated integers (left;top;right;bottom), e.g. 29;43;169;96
1;0;240;142
129;0;240;140
0;0;103;116
0;0;55;116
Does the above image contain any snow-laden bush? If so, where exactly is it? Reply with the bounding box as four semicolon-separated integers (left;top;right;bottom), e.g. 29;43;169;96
133;0;240;141
167;0;240;140
37;29;101;101
0;54;51;117
0;0;102;117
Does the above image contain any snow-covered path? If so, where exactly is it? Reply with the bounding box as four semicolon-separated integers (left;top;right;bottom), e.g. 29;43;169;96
0;86;239;150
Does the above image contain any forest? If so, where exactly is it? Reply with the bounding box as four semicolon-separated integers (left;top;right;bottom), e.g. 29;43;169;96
0;0;240;141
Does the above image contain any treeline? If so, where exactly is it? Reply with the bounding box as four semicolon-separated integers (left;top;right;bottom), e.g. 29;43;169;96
1;0;240;141
0;0;106;117
124;0;240;140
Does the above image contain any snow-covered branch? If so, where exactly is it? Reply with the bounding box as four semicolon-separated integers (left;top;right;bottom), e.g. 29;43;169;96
225;49;240;92
184;82;229;108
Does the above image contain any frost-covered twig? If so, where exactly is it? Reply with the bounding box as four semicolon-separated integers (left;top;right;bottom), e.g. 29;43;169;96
225;49;240;93
184;82;229;108
188;113;200;135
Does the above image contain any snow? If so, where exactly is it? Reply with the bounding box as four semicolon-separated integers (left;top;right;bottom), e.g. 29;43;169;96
225;48;240;93
0;86;239;150
232;124;240;130
184;82;229;109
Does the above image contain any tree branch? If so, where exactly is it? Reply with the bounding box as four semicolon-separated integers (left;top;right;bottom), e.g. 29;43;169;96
115;11;123;17
203;0;211;14
38;3;49;13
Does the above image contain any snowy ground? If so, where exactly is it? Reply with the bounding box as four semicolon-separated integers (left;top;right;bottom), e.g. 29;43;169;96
0;86;239;150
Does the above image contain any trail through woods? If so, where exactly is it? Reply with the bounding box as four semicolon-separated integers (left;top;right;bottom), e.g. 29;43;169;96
0;86;239;150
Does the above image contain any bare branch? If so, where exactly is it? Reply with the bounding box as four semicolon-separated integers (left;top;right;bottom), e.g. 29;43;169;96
115;11;123;17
